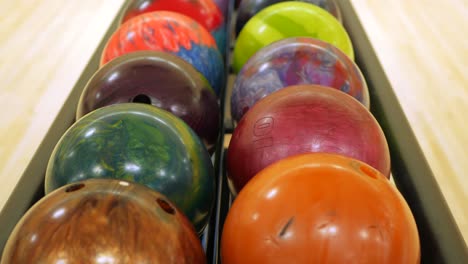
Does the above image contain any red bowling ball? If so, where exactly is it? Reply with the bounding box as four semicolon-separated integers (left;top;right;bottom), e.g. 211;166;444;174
119;0;226;54
227;85;390;193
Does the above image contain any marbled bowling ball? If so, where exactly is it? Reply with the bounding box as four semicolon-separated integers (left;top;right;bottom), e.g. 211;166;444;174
236;0;342;35
120;0;226;56
221;154;420;264
101;11;225;96
1;179;206;264
46;103;215;233
232;2;353;73
232;37;369;122
77;51;220;152
227;85;390;193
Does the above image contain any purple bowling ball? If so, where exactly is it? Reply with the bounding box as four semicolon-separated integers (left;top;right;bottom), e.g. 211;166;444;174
231;37;369;123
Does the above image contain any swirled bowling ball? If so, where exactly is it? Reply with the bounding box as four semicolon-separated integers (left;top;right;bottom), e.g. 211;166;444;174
101;11;225;96
236;0;342;35
46;103;215;233
231;37;369;122
221;154;420;264
232;2;353;73
77;51;220;152
227;85;390;193
1;179;206;264
120;0;226;55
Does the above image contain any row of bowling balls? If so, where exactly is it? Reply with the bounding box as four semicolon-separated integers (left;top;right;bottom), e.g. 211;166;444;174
2;0;236;262
218;0;420;263
227;0;377;193
222;86;420;263
69;0;233;234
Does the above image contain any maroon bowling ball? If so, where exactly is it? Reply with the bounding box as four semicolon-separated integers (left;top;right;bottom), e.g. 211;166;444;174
227;85;390;193
77;51;220;151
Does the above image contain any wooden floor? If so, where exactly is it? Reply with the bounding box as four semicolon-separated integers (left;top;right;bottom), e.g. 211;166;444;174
0;0;466;245
350;0;468;244
0;0;124;207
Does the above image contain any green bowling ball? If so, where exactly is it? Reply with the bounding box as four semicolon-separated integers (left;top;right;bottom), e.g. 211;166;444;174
45;103;215;234
232;1;353;73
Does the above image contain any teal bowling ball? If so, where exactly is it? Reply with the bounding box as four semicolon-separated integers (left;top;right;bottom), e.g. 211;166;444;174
45;103;215;233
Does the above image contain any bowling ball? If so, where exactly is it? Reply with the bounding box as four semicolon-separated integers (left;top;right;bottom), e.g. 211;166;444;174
236;0;342;35
120;0;226;55
221;153;420;264
77;51;220;152
231;37;369;122
101;11;225;96
1;179;206;264
227;85;390;193
46;103;215;233
232;1;353;73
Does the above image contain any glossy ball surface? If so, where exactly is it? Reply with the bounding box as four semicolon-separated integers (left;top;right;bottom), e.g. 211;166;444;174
227;85;390;193
2;179;206;264
120;0;226;55
221;154;420;264
77;51;220;151
46;103;215;233
231;37;369;122
101;11;225;96
236;0;342;35
232;2;353;73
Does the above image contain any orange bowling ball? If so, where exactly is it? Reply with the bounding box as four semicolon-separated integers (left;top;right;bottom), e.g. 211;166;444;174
221;153;420;264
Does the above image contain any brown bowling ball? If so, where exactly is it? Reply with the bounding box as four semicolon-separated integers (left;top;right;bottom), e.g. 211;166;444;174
1;179;206;264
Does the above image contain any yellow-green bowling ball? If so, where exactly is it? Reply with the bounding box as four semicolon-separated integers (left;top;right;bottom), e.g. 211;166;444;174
232;1;353;73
